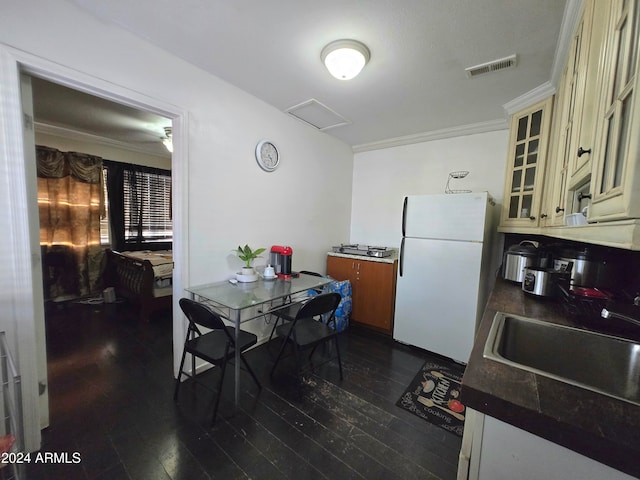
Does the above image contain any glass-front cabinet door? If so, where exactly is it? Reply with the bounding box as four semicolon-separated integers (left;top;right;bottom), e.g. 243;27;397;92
591;0;640;221
544;14;587;227
500;98;553;228
545;0;603;226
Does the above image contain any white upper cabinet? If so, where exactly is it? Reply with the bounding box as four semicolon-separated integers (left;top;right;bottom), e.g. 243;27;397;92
568;0;607;182
500;98;553;229
500;0;640;249
590;0;640;221
543;1;596;226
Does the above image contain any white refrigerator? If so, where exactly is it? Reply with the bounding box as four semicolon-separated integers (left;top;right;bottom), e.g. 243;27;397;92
393;192;494;363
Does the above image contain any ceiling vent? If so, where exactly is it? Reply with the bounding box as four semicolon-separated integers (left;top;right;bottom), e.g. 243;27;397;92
286;99;350;131
465;54;517;78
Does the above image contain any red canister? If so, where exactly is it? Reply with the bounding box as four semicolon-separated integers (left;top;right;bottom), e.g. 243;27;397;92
270;245;293;278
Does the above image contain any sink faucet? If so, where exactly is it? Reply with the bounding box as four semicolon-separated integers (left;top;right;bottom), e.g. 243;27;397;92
601;307;640;328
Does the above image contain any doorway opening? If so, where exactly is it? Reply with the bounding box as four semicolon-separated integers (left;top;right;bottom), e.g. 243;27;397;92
24;71;181;434
1;46;186;452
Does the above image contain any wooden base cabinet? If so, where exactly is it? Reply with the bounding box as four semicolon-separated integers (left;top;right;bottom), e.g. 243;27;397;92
326;255;397;334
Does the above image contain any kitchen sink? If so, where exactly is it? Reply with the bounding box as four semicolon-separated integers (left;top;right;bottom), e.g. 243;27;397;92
483;312;640;406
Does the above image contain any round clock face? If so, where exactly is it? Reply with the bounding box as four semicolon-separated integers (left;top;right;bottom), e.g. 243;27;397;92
256;140;280;172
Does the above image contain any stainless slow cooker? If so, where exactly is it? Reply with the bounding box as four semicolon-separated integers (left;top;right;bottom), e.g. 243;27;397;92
502;241;540;283
522;267;570;297
552;247;610;287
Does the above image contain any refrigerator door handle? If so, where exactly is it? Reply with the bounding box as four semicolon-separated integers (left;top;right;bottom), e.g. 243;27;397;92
399;237;405;277
402;196;408;237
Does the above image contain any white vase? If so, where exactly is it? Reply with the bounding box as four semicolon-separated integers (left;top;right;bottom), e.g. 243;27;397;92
236;266;258;283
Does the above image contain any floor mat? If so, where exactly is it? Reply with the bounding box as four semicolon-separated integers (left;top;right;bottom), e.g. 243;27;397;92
396;355;466;436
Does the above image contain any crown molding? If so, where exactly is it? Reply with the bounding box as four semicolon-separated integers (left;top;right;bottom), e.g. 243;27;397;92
501;0;582;117
35;122;169;158
355;0;581;153
352;118;508;153
502;81;556;116
550;0;585;88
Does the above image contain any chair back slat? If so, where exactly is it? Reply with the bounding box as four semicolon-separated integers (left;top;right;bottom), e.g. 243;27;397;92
299;270;322;277
179;298;227;333
296;292;341;320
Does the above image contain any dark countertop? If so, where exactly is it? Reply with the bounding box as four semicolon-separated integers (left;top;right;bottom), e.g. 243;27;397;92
461;278;640;478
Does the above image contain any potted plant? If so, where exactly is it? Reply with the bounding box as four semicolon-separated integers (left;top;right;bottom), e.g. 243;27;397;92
236;244;266;277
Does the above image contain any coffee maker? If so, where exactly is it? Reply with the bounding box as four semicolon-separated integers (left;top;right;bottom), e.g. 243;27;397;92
270;245;293;279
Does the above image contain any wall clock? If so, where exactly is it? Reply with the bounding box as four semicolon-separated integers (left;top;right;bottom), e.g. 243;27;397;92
255;140;280;172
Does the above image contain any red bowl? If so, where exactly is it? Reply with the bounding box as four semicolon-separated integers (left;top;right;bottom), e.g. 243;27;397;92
569;286;610;299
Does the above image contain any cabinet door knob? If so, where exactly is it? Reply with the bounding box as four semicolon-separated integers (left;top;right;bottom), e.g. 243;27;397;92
577;147;592;157
576;192;592;201
556;206;565;213
529;216;536;221
540;213;548;218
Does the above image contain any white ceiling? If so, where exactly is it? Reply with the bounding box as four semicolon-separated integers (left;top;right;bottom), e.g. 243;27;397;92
35;0;569;152
32;77;172;158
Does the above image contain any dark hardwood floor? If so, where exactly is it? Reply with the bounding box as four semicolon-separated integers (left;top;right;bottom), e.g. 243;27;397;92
25;300;461;480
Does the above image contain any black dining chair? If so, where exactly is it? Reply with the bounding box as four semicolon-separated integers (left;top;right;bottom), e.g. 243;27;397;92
174;298;261;425
270;292;343;383
267;270;325;344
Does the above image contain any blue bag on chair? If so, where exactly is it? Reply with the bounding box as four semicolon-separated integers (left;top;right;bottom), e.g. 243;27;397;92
324;279;352;332
306;278;351;332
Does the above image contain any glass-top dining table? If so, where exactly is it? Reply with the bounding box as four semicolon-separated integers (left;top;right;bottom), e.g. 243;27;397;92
185;273;333;405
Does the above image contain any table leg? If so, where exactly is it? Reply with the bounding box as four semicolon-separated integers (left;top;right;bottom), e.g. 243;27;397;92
233;308;241;406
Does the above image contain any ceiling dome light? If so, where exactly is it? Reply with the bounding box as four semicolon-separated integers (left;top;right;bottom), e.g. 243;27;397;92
321;39;370;80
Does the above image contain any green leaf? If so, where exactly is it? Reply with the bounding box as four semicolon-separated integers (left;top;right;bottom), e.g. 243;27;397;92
235;244;265;268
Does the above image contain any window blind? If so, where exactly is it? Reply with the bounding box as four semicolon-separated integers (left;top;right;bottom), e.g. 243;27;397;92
123;169;172;242
103;160;172;250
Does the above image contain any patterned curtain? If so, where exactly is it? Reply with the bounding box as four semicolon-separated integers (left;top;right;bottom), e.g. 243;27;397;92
37;146;105;300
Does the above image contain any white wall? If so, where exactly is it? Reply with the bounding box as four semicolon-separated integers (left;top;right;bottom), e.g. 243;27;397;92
351;130;509;246
1;1;354;284
350;130;509;276
0;0;353;449
2;0;510;451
